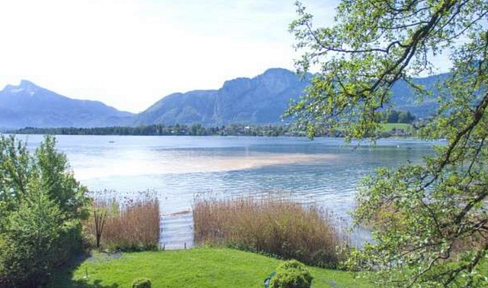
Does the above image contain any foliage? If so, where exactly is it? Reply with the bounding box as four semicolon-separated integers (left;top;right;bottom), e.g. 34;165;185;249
47;249;372;288
132;277;152;288
376;109;415;124
270;260;313;288
193;197;347;268
288;0;488;287
0;135;90;286
35;135;90;220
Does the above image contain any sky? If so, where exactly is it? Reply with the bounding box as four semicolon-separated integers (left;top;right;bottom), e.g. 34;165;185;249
0;0;450;113
0;0;339;113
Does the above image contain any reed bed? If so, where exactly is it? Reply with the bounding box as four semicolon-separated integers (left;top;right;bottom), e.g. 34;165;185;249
85;198;160;251
193;197;348;268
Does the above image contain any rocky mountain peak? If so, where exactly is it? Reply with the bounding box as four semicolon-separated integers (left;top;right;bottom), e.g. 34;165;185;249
2;80;40;96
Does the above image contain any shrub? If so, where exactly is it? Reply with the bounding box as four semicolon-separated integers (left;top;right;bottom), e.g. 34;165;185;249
193;197;347;267
270;260;313;288
132;277;152;288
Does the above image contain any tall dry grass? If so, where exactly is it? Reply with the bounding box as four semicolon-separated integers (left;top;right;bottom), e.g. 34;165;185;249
193;197;348;268
85;198;160;251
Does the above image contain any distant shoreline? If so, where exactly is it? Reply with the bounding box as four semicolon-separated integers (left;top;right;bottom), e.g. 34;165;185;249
5;122;415;138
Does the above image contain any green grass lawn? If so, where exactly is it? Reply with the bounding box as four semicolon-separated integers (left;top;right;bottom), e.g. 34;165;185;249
48;248;373;288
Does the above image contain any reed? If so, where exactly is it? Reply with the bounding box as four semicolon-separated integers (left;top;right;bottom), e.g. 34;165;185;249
193;197;348;268
85;198;160;251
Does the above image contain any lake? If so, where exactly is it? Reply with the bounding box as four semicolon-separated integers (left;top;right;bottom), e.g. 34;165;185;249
19;135;437;220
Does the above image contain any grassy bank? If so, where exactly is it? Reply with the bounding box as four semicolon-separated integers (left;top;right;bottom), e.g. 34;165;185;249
380;123;413;132
48;248;372;288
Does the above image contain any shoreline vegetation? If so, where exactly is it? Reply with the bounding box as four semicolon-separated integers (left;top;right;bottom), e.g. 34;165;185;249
193;197;348;268
83;195;349;269
8;121;416;138
70;195;357;288
84;196;160;252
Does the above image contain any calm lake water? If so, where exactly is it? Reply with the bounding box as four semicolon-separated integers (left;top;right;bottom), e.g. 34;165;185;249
19;135;438;221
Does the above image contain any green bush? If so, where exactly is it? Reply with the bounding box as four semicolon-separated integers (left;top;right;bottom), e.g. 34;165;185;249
0;135;90;286
132;277;152;288
270;260;313;288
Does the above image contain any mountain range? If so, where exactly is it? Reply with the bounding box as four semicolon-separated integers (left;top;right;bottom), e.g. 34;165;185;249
0;68;446;129
0;80;133;129
133;68;311;126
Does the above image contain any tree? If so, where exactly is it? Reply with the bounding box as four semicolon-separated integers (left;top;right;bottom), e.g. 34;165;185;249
387;110;399;123
288;1;488;287
1;179;67;286
398;111;415;123
0;135;90;286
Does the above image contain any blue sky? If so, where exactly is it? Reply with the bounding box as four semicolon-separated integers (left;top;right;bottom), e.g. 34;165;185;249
0;0;448;113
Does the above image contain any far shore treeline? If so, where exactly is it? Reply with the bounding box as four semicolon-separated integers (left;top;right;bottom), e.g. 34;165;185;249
9;109;416;138
10;123;302;137
8;123;406;138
